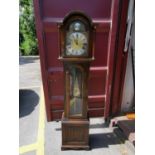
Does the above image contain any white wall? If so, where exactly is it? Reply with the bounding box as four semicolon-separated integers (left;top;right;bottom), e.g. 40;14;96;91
121;5;135;112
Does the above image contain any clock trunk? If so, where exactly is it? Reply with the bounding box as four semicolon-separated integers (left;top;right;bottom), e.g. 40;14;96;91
64;63;89;119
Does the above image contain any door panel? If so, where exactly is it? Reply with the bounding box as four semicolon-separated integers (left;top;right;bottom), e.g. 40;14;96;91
42;0;112;19
44;31;61;67
33;0;125;121
92;31;109;66
88;69;107;95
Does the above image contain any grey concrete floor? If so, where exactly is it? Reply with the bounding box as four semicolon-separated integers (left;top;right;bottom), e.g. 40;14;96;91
19;88;40;146
45;118;135;155
19;56;41;155
19;56;41;89
19;56;135;155
22;151;36;155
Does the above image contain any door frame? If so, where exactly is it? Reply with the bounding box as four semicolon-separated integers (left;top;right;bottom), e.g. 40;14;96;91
105;0;130;118
33;0;130;121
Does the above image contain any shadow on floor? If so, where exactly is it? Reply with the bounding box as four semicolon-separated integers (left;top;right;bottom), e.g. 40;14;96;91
55;121;128;149
89;122;108;129
90;128;126;149
54;123;128;148
19;89;39;118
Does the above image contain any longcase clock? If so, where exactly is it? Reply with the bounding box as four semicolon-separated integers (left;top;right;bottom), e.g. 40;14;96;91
58;11;95;150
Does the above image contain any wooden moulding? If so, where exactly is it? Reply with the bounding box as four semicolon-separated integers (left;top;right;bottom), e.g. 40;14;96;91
61;113;90;150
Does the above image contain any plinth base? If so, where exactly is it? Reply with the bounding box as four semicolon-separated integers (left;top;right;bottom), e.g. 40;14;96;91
61;115;90;150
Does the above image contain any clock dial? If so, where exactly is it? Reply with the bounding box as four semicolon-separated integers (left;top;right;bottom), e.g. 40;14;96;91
66;32;88;56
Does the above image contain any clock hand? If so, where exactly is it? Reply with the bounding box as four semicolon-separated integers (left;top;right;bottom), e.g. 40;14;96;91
76;40;79;45
74;39;78;45
76;33;79;45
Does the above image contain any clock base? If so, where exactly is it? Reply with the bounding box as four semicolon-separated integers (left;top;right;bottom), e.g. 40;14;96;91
61;145;90;150
61;114;90;150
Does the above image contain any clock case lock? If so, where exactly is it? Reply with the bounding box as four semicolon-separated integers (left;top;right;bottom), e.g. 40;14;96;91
58;11;96;62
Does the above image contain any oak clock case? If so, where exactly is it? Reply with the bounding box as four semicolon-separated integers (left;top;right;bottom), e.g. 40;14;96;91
58;12;95;150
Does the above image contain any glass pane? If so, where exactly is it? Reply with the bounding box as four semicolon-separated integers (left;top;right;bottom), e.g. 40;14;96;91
69;67;83;116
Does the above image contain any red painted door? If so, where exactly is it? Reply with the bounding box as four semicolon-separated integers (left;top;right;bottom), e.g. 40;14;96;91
33;0;129;121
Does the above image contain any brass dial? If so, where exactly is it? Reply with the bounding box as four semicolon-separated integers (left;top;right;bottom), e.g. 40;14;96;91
66;32;88;56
